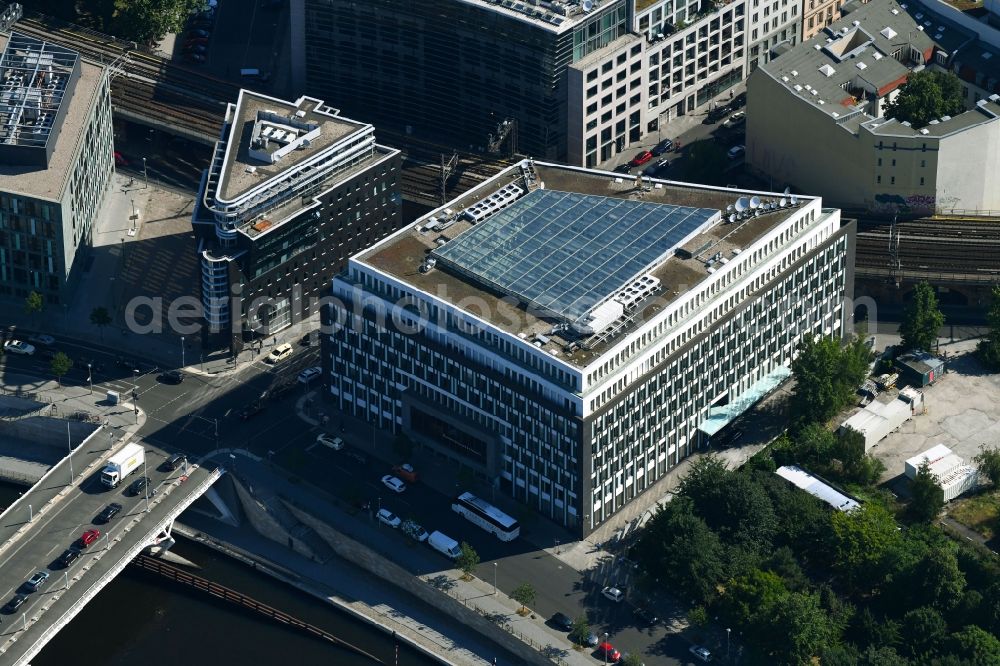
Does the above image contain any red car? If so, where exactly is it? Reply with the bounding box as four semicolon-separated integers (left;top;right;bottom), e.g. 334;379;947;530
113;151;128;167
392;463;418;483
596;642;621;662
79;529;101;548
628;150;653;167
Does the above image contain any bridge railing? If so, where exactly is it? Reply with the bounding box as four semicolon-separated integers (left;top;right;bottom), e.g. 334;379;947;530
10;467;222;666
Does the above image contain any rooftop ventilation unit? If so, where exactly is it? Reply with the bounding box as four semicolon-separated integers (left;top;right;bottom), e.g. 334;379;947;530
819;64;836;77
880;27;897;39
919;128;930;134
857;62;867;70
940;115;952;121
917;26;924;31
853;20;860;25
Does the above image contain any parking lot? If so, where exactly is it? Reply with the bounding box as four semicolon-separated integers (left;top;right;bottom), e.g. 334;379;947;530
859;340;999;481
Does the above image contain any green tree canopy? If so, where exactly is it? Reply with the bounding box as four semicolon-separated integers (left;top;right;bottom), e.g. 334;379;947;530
884;70;965;129
974;445;1000;486
568;614;591;645
977;285;1000;370
899;282;944;352
456;542;479;577
948;625;1000;665
908;460;944;523
50;352;73;386
790;334;870;427
771;590;834;664
899;607;946;658
90;306;113;342
111;0;206;44
829;502;901;589
24;290;43;322
510;582;536;612
621;654;644;666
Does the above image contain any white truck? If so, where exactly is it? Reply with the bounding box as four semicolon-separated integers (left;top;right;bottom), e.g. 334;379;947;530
427;530;461;559
101;442;144;488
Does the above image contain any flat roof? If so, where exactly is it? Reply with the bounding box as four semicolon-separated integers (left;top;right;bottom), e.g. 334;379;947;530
217;90;365;203
0;32;102;201
431;189;718;326
457;0;617;32
776;465;861;512
359;161;810;367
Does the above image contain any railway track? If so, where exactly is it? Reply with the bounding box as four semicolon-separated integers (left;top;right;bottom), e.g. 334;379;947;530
857;217;1000;279
11;14;511;203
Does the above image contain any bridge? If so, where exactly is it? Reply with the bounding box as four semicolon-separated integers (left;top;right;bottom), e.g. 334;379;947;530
0;429;222;666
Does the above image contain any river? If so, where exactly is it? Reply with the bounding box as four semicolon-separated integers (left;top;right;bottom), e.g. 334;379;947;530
0;481;441;666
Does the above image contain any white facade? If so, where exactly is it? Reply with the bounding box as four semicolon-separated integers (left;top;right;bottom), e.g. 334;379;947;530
746;0;801;72
325;161;853;535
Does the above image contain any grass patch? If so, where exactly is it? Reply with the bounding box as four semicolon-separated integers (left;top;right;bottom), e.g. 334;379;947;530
949;491;1000;539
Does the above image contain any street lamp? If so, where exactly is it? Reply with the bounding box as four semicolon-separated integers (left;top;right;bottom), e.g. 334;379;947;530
493;562;497;596
66;422;74;484
229;453;236;475
87;363;92;395
727;627;731;663
181;336;186;368
142;157;148;188
603;633;609;665
142;453;150;513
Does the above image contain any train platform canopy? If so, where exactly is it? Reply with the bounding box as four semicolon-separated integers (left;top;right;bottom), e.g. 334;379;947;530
776;465;860;512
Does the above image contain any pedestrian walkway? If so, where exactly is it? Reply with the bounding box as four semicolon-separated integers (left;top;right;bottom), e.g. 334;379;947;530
193;448;596;666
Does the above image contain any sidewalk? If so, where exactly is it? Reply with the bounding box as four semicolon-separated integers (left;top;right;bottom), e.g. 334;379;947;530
202;449;593;666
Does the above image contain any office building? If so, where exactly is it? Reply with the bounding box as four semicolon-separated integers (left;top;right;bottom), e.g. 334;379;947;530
192;89;402;349
747;0;1000;213
326;159;853;536
0;32;113;305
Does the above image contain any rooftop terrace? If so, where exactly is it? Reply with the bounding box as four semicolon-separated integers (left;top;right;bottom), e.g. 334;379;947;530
359;162;808;367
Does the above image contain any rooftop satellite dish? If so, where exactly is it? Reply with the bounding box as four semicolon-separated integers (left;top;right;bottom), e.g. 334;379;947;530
779;197;787;207
581;0;594;10
783;186;791;196
749;196;761;209
728;213;736;223
726;204;734;213
790;194;799;205
735;197;749;212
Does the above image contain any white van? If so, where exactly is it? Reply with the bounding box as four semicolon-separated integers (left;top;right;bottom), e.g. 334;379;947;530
427;531;461;559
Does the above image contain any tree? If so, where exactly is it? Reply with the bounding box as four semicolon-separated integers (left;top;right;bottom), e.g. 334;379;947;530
948;625;1000;665
829;502;901;589
682;139;729;185
910;548;966;612
569;615;592;645
50;352;73;386
719;568;788;636
621;654;645;666
976;286;1000;370
111;0;206;44
90;307;112;342
908;460;944;523
884;70;965;129
899;607;946;658
456;542;479;579
510;582;536;613
789;334;849;426
974;444;1000;486
899;282;944;352
24;290;43;325
770;590;834;664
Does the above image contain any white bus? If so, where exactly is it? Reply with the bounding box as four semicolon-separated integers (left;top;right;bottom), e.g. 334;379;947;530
451;492;520;541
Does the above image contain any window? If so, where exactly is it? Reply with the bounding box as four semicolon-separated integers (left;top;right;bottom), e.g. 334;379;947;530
877;175;881;184
920;177;925;186
890;176;895;185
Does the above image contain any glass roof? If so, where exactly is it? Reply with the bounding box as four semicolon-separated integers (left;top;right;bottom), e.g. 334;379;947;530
432;189;718;323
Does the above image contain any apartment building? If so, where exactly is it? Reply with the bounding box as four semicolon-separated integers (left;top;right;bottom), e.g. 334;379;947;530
802;0;845;41
0;32;113;305
192;89;402;350
746;0;801;71
325;160;853;536
747;0;1000;213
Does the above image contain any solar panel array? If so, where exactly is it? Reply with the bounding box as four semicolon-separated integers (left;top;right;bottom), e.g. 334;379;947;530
431;189;718;323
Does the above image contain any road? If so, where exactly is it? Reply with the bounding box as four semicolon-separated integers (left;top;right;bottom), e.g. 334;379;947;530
0;331;714;665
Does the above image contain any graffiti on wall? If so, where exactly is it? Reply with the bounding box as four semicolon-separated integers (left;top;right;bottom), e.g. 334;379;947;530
871;193;936;215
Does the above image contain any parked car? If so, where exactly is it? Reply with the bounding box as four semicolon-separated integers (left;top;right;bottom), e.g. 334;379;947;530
613;163;632;174
24;571;49;592
549;612;574;632
579;630;600;647
113;151;129;166
188;29;211;38
79;529;101;548
3;340;35;355
158;370;184;384
267;382;297;401
731;91;747;109
183;44;208;54
297;366;322;384
727;144;746;160
377;508;401;528
689;645;713;662
391;463;418;483
316;433;344;450
381;475;406;493
184;37;210;46
401;519;429;542
723;111;746;128
3;594;27;614
165;454;187;471
96;502;123;523
239;402;265;420
185;53;206;63
596;642;622;662
634;605;659;626
601;586;625;602
706;105;730;123
644;158;670;177
628;150;654;167
58;547;82;568
267;343;293;364
27;334;55;347
128;476;151;497
651;138;674;155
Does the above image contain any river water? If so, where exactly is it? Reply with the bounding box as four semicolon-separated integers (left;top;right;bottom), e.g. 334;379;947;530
0;481;440;666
